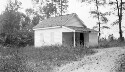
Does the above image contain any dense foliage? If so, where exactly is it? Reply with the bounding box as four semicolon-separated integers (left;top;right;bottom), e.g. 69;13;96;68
0;0;34;47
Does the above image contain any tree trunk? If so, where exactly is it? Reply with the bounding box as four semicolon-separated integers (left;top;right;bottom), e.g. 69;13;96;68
119;21;123;41
95;0;101;41
119;0;124;41
60;0;63;16
116;0;124;41
99;22;101;40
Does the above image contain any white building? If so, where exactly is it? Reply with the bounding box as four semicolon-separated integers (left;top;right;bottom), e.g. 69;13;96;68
33;13;98;47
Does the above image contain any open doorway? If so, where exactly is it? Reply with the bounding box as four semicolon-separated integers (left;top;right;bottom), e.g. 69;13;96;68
80;33;84;45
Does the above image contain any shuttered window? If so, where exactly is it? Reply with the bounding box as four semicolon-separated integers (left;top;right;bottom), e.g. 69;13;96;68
51;32;54;42
40;33;44;43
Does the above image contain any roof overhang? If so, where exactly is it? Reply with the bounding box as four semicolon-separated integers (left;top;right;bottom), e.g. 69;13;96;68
62;26;75;32
74;30;99;33
33;26;99;33
65;26;99;33
33;26;61;30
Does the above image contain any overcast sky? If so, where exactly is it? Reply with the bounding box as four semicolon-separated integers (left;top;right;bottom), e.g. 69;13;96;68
0;0;125;38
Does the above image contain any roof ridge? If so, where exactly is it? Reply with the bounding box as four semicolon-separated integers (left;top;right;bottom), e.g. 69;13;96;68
47;13;75;19
33;13;80;29
61;13;76;26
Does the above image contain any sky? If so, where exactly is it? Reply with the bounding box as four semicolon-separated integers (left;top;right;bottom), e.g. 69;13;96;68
0;0;98;28
0;0;125;38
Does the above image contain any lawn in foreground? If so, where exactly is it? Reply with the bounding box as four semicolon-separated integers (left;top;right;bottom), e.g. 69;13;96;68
0;45;96;72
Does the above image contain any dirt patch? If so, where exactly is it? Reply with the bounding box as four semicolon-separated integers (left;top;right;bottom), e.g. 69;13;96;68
54;47;125;72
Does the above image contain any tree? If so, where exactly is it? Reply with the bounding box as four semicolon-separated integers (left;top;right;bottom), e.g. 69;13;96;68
109;0;125;41
0;0;34;47
32;0;56;18
25;8;35;17
42;2;57;18
91;11;110;38
20;13;31;29
0;0;22;34
78;0;109;40
32;15;41;25
53;0;68;16
25;8;43;28
31;0;68;18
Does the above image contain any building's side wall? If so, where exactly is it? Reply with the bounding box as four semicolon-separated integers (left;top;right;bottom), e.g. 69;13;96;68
34;27;73;47
88;32;98;47
34;30;42;47
84;33;89;46
65;15;85;27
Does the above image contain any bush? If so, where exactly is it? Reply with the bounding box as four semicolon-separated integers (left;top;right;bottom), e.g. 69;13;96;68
0;48;33;72
0;30;34;47
98;40;125;48
115;54;125;72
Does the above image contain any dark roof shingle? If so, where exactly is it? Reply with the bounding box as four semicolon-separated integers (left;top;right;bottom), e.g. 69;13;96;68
33;13;75;29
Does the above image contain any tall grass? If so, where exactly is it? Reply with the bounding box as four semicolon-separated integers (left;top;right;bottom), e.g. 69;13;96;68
0;45;96;72
115;54;125;72
96;40;125;48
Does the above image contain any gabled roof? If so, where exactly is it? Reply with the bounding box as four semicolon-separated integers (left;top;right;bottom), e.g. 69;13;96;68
33;13;86;29
66;26;98;32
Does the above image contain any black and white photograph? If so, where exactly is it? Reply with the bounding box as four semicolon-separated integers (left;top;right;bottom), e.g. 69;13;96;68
0;0;125;72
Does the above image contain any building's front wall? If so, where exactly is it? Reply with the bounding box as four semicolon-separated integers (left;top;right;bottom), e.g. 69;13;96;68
34;27;74;47
34;27;98;47
88;32;98;47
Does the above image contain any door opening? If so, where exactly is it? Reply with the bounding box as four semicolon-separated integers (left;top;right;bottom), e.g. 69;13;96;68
80;33;84;45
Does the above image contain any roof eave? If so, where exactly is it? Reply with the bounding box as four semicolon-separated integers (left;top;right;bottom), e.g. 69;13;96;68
33;26;62;30
62;26;75;32
90;31;99;33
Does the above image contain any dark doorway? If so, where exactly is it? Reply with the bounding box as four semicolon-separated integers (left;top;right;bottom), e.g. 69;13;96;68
80;33;84;45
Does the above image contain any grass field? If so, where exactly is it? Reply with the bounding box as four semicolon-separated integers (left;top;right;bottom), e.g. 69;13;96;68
0;39;125;72
0;45;96;72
